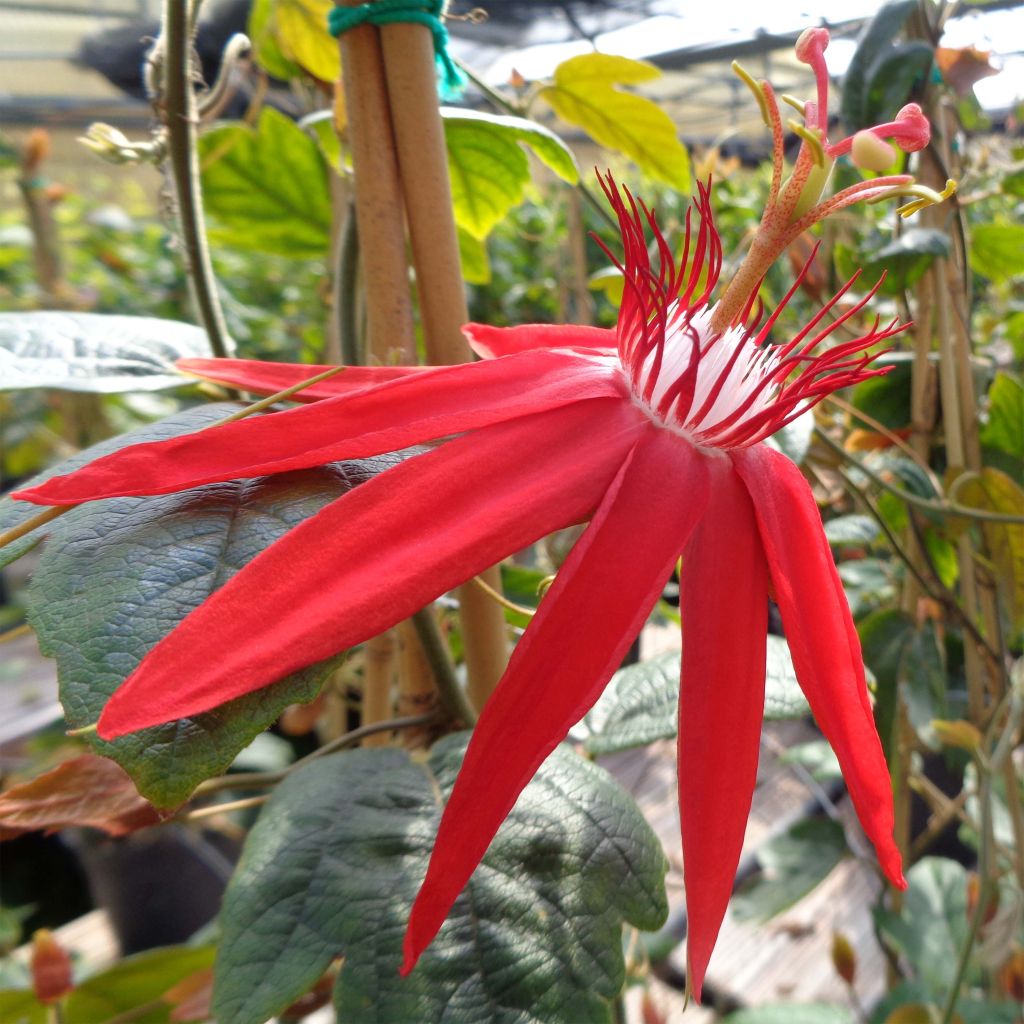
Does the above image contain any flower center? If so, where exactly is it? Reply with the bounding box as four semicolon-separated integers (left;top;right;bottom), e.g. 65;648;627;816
630;304;783;447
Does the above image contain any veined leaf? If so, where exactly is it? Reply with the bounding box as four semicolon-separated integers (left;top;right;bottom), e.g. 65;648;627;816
213;736;668;1024
581;635;808;756
199;108;332;258
11;404;405;806
537;54;690;191
247;0;303;80
981;372;1024;460
969;224;1024;282
0;313;210;393
442;108;579;240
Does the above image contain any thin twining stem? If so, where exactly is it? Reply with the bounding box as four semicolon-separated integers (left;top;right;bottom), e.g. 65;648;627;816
814;427;1024;525
192;711;441;796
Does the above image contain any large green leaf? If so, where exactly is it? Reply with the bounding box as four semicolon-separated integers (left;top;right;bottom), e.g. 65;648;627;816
214;736;668;1024
731;818;848;923
0;313;211;393
11;404;401;806
824;514;881;550
875;857;970;998
442;109;579;240
199;108;332;258
537;54;690;191
581;635;809;756
862;228;950;294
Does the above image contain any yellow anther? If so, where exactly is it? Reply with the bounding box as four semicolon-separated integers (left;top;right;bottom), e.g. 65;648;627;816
895;178;958;217
788;120;827;167
781;93;807;117
731;60;772;127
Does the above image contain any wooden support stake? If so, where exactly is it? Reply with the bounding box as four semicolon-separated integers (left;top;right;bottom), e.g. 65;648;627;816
378;21;510;709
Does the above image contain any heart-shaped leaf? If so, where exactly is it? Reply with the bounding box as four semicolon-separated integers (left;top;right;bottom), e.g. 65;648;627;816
10;404;403;806
214;736;668;1024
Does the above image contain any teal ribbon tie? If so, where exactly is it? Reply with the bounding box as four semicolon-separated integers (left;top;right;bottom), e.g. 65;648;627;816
328;0;467;100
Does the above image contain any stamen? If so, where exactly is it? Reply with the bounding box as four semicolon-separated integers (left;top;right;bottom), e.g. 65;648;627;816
893;179;958;217
788;121;827;168
731;61;772;126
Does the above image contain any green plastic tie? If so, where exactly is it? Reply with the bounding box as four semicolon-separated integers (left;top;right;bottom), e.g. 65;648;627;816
328;0;466;100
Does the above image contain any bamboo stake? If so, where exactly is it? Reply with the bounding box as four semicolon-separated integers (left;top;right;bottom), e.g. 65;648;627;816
362;632;396;747
335;10;416;365
377;21;510;709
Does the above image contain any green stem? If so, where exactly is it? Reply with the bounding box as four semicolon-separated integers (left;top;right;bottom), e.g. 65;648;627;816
192;711;440;794
410;605;478;725
337;199;362;366
814;427;1024;525
163;0;233;358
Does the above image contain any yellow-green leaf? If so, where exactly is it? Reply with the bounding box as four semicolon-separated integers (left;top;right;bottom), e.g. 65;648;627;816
956;467;1024;633
275;0;339;81
247;0;302;79
537;53;690;191
458;226;490;285
443;109;579;239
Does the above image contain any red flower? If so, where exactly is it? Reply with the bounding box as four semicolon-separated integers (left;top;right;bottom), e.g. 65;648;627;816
15;176;906;998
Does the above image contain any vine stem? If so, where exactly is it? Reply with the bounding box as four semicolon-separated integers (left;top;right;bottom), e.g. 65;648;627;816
192;711;440;794
162;0;233;358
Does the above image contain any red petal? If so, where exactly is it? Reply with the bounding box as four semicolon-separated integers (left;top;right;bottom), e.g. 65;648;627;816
732;445;905;888
16;349;623;506
463;322;616;359
401;427;710;975
177;358;423;402
96;399;646;738
678;460;768;1001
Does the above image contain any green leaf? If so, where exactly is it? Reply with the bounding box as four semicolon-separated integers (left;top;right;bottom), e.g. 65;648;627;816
200;108;332;258
779;740;842;783
824;515;881;549
862;42;934;130
582;651;679;755
839;558;895;618
858;608;914;755
851;357;913;429
15;404;400;806
969;224;1024;282
581;635;808;756
537;54;690;191
273;0;338;80
65;945;215;1024
247;0;303;79
442;109;579;240
0;989;44;1024
732;818;848;923
725;1004;854;1024
213;736;668;1024
981;372;1024;460
841;0;917;130
0;313;210;392
457;225;490;285
863;228;950;294
874;857;969;997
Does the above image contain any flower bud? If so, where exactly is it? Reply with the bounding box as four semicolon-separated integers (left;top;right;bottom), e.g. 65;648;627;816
22;128;51;175
890;104;930;152
851;131;897;172
30;929;73;1004
831;931;857;985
